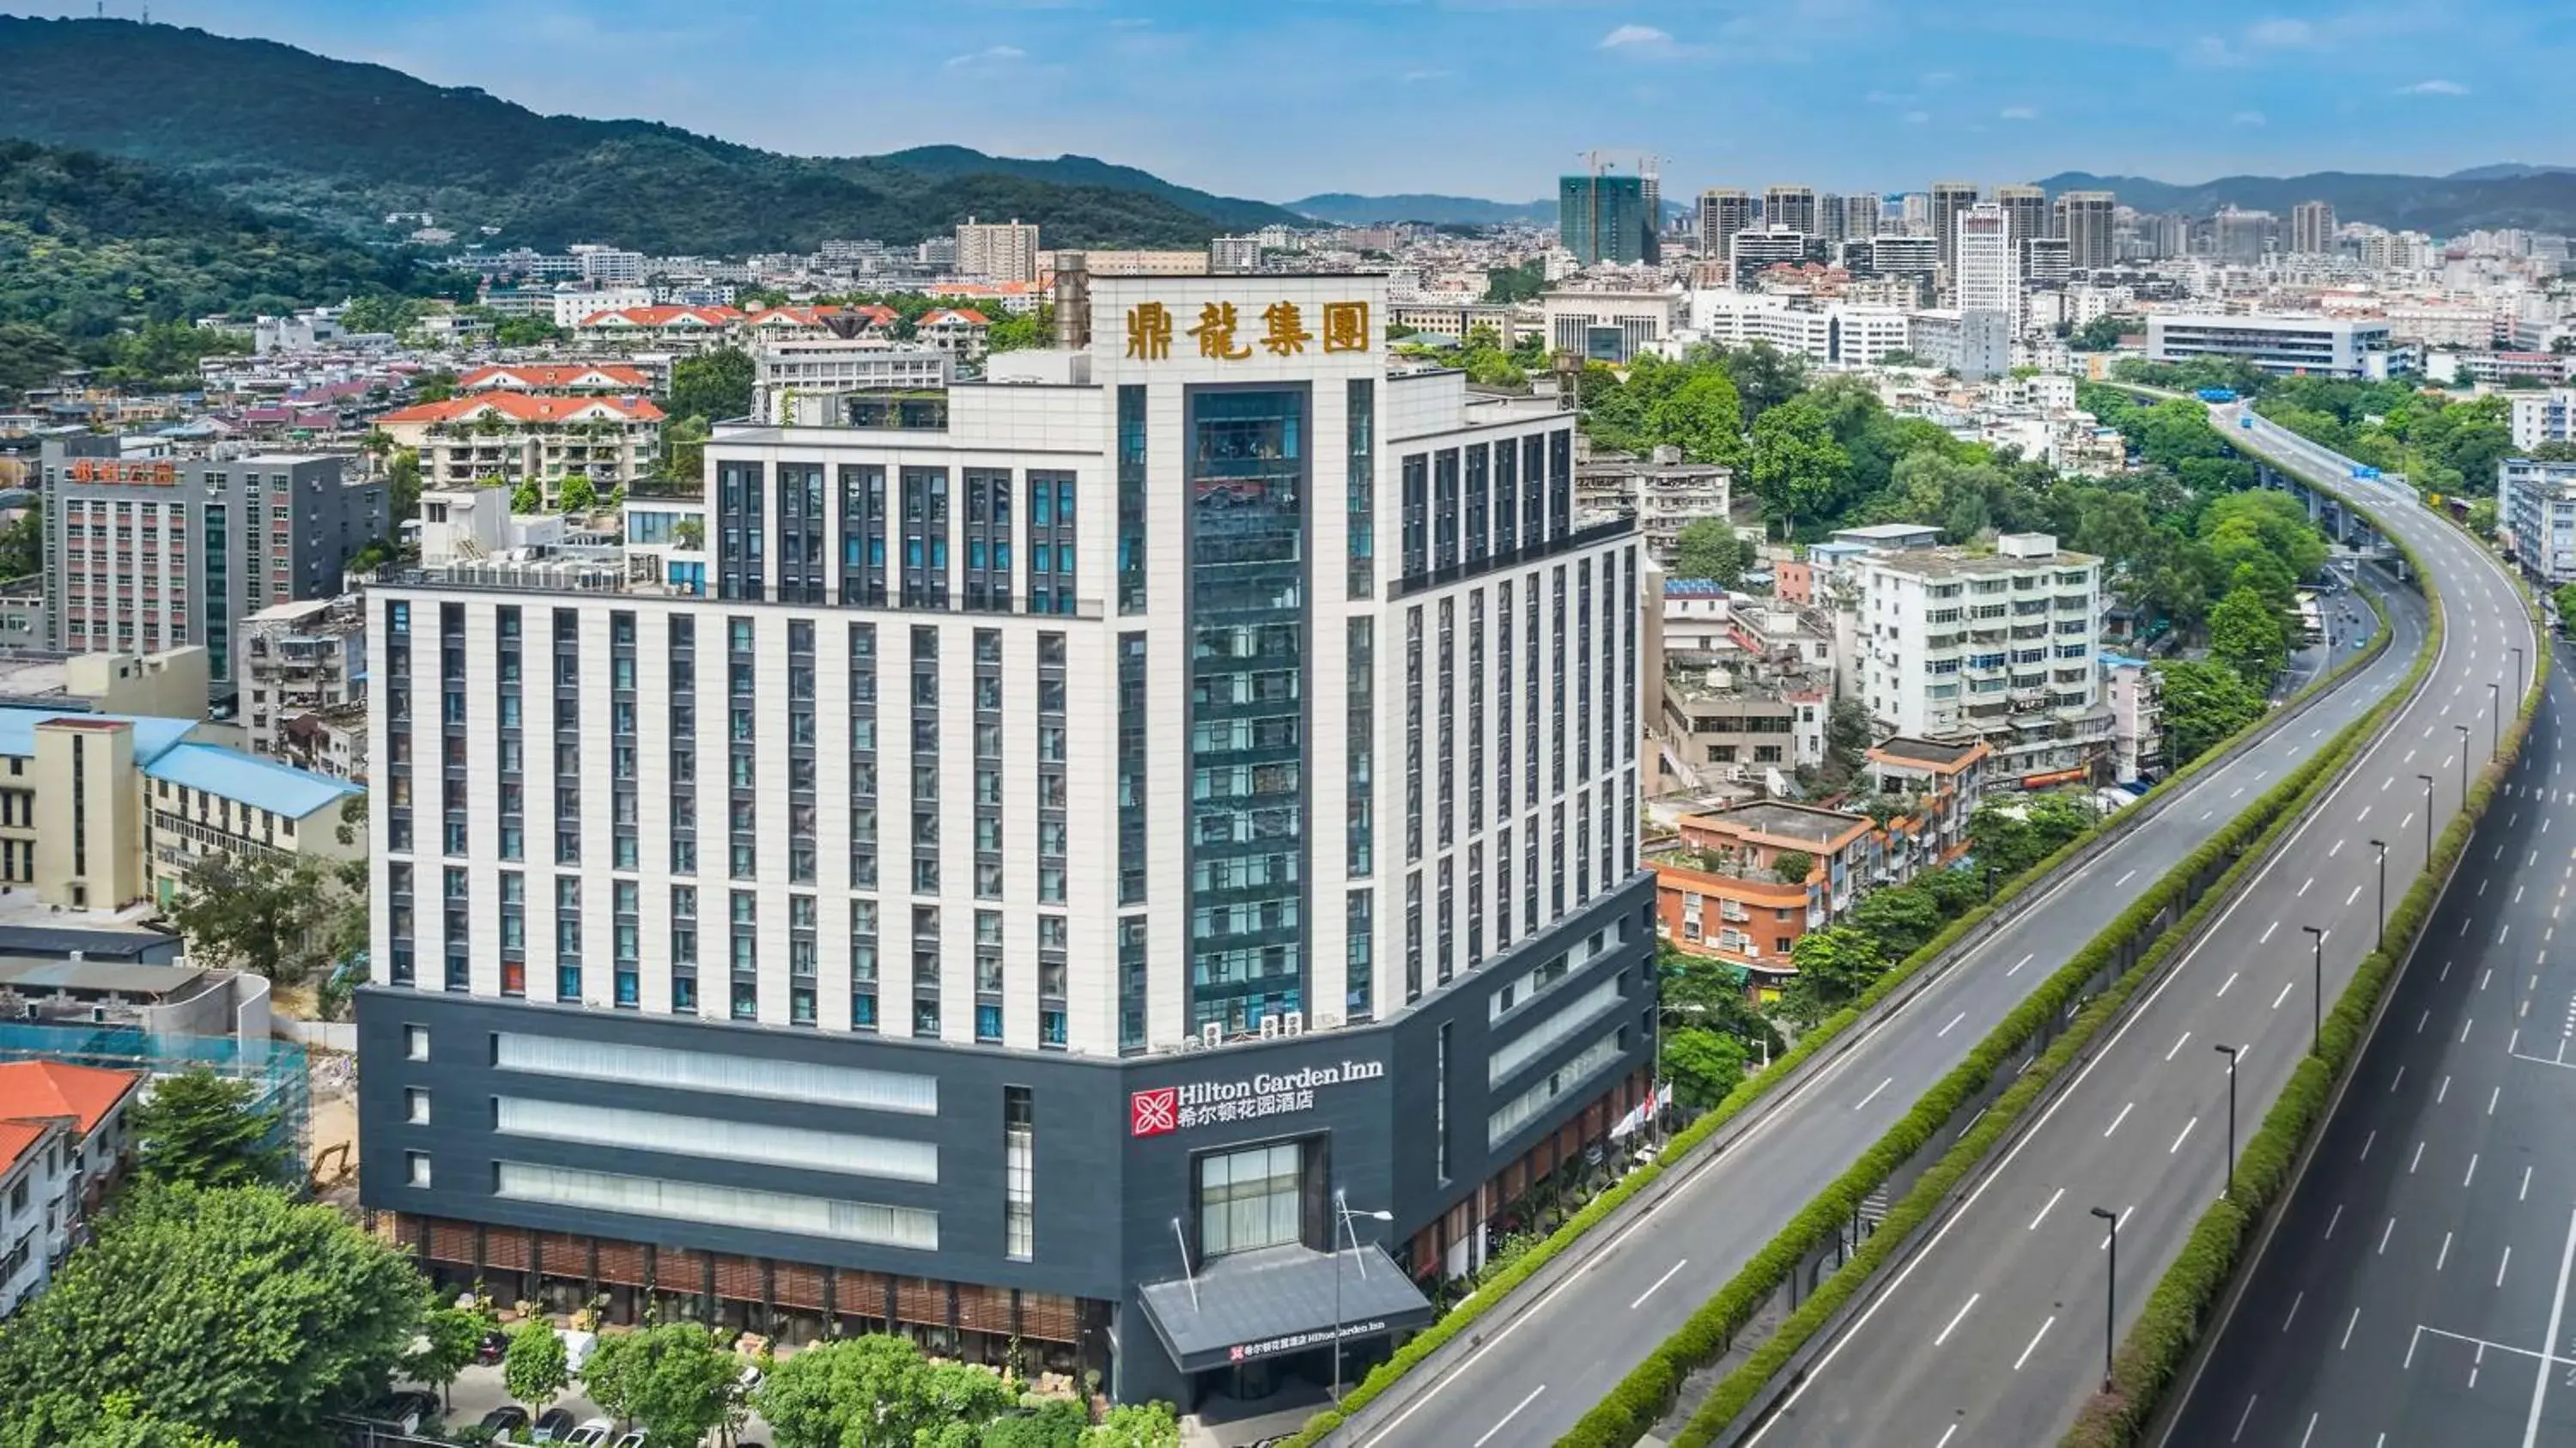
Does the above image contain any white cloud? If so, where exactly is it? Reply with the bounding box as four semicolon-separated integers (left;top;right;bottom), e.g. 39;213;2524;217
2397;78;2469;94
1903;110;1930;125
943;45;1026;69
1864;88;1917;106
1599;23;1672;48
1920;70;1959;86
1109;16;1152;27
1400;68;1453;82
1999;105;2038;120
2184;34;2248;67
2246;17;2315;46
2231;109;2268;126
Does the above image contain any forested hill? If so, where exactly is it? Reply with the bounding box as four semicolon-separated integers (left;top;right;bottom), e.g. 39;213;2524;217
0;137;424;395
0;16;1265;252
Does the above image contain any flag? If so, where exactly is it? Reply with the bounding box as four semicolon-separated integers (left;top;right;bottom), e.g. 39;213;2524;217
1609;1103;1646;1140
1655;1080;1675;1110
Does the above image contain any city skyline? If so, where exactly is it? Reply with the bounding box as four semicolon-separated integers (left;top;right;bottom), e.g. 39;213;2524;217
22;0;2565;204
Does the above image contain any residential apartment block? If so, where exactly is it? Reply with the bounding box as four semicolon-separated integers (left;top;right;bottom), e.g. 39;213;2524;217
357;276;1654;1410
956;218;1041;285
38;441;386;697
1851;532;2107;785
2509;388;2576;450
241;596;366;775
375;392;664;506
2500;456;2576;585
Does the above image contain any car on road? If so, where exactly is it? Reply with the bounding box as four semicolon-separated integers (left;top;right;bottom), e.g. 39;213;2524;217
478;1405;532;1436
532;1408;579;1441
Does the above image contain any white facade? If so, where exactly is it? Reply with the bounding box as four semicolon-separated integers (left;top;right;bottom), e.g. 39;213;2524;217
2510;389;2576;450
1543;289;1684;363
2500;457;2576;585
0;1121;66;1319
1953;204;2016;380
370;276;1638;1059
1851;533;2105;781
2148;313;2394;378
752;343;954;424
1686;292;1911;366
552;284;654;330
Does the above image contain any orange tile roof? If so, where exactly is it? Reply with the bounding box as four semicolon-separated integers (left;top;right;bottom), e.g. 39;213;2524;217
0;1060;141;1135
0;1120;45;1172
744;306;845;327
458;364;653;391
379;391;665;425
575;305;744;329
920;307;991;327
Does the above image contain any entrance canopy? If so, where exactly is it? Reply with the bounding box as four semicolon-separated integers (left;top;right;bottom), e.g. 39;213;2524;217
1137;1243;1436;1374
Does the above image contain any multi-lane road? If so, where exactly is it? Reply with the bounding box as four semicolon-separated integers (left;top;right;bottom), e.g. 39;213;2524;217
1335;414;2410;1448
1744;405;2536;1448
2166;642;2576;1448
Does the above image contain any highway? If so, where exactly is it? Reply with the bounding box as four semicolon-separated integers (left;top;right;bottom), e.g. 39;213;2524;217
1744;405;2535;1448
2165;644;2576;1448
1335;415;2408;1448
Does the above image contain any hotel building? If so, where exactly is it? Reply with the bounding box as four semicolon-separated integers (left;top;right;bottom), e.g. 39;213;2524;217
356;277;1655;1408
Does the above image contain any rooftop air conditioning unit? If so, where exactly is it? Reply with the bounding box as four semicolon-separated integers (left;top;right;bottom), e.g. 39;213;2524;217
1259;1014;1280;1039
1200;1022;1223;1050
1283;1011;1305;1037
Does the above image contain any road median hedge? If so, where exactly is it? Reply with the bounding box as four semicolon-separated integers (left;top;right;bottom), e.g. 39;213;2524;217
2058;514;2544;1448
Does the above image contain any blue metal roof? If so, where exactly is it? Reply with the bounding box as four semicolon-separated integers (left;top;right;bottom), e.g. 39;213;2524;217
0;708;197;764
1664;578;1732;596
144;742;360;821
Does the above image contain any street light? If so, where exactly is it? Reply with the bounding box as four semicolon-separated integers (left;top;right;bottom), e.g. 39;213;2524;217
2490;681;2502;757
2368;840;2388;951
2213;1043;2239;1200
2090;1207;2119;1392
1331;1189;1394;1403
2415;773;2435;859
1984;862;2002;902
2512;644;2527;698
2455;723;2471;800
2300;925;2324;1057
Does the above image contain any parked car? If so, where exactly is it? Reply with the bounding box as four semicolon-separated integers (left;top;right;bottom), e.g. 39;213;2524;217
611;1433;648;1448
564;1420;616;1448
478;1329;510;1365
532;1408;579;1442
478;1405;532;1436
365;1390;442;1435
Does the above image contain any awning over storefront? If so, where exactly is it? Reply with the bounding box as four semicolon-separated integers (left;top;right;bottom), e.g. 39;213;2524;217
1136;1243;1436;1374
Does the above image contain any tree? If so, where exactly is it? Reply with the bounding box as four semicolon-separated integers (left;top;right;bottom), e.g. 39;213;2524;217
501;1321;569;1420
978;1400;1091;1448
1643;369;1747;466
1084;1402;1182;1448
1485;259;1547;305
1671;518;1751;584
558;476;598;514
583;1323;743;1445
1770;849;1817;887
2468;497;2498;537
1747;393;1850;536
667;348;755;423
1826;696;1872;777
2152;659;2268;766
125;1070;290;1190
2557;583;2576;633
660;414;714;484
510;479;542;514
386;447;422;522
755;1335;1014;1448
2208;585;2288;688
1777;925;1887;1028
0;1394;240;1448
0;1185;428;1445
2069;313;2139;352
406;1301;495;1411
984;306;1054;354
162;853;352;987
492;315;565;348
1716;343;1809;425
0;509;39;579
1662;1027;1750;1110
1851;883;1944;960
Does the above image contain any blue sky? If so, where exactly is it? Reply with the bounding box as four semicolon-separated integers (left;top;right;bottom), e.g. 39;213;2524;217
49;1;2573;201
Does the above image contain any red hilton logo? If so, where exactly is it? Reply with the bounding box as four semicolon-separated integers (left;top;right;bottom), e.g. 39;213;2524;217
1130;1087;1179;1137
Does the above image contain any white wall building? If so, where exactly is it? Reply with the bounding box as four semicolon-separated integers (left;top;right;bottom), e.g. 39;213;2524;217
1851;532;2105;782
2510;389;2576;450
956;218;1041;285
1543;289;1685;363
1686;292;1912;367
551;284;655;331
2500;456;2576;585
2148;313;2395;378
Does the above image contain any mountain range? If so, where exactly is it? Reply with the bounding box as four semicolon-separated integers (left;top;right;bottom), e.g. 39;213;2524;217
2031;169;2576;234
0;16;1299;253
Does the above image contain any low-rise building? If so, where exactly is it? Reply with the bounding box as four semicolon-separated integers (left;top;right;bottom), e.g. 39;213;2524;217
2147;313;2396;379
2510;388;2576;450
374;392;665;506
914;307;993;359
240;598;365;770
1577;447;1733;569
571;305;743;350
751;342;952;424
0;1117;68;1317
457;364;655;398
144;740;365;908
2100;653;2165;784
2500;456;2576;585
0;1060;142;1220
1656;801;1877;983
1865;736;1992;866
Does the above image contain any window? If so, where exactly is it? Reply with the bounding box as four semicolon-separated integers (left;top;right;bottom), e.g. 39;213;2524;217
1198;1141;1304;1257
404;1025;429;1062
1005;1086;1036;1261
404;1089;430;1125
405;1151;432;1188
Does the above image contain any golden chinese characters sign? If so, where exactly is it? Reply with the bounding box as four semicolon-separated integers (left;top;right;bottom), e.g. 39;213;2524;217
1126;300;1370;362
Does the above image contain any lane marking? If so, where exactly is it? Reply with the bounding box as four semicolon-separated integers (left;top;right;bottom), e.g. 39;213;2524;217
2521;1206;2576;1447
1629;1258;1688;1311
2012;1314;2056;1372
1935;1292;1980;1347
2007;952;2035;977
2342;1306;2361;1351
1473;1386;1546;1448
2166;1031;2192;1062
2171;1116;2199;1155
2499;1245;2514;1288
2379;1216;2397;1255
1855;1076;1894;1110
2105;1102;2135;1138
1938;1011;1967;1038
